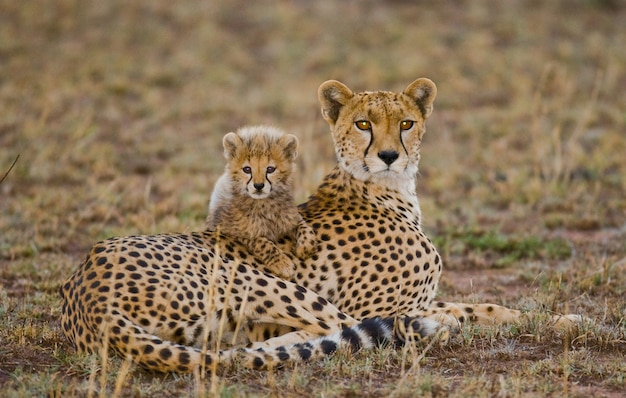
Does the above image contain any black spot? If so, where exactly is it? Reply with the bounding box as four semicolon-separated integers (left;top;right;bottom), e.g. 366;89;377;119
98;285;110;293
341;328;362;352
252;357;264;369
277;351;290;361
179;352;191;365
298;347;312;361
159;348;172;360
320;340;338;355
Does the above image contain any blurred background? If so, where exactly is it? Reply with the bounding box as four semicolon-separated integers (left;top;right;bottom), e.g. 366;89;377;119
0;0;624;261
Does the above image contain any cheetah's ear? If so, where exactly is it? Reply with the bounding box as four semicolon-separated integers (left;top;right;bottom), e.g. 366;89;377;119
222;132;242;160
403;78;437;119
280;134;299;161
318;80;354;125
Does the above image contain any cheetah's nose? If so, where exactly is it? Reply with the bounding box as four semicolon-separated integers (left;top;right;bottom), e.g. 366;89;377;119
253;182;265;191
378;150;399;165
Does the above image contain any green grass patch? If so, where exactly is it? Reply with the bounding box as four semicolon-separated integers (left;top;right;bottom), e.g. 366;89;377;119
434;229;572;268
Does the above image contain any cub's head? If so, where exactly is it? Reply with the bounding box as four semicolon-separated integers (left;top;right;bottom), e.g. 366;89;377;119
318;78;436;190
222;126;299;199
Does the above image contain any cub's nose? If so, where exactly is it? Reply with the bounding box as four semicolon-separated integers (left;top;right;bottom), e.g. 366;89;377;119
253;182;265;191
378;150;399;165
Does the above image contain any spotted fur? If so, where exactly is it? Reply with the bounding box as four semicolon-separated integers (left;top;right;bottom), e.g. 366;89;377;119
206;125;317;278
60;78;582;373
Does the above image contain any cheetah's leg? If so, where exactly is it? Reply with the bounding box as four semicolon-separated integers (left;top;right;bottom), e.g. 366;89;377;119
95;308;220;373
241;237;295;278
294;217;318;259
423;301;585;331
224;267;358;337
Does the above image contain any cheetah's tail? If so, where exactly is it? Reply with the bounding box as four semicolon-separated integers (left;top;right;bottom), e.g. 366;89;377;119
235;316;441;370
65;310;439;373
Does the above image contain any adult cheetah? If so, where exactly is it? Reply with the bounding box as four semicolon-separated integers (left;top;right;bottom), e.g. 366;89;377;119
60;78;580;372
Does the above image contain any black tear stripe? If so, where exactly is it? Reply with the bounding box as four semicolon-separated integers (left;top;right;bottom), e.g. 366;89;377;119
363;130;373;163
399;130;409;160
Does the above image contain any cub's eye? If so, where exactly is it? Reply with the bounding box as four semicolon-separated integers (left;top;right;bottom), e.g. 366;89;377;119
400;120;414;131
242;166;252;174
355;120;372;131
266;166;276;174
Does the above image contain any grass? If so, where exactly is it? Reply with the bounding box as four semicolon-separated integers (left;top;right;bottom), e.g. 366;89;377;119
1;0;625;396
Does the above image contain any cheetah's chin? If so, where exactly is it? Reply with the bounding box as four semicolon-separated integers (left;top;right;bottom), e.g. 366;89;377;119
248;192;271;199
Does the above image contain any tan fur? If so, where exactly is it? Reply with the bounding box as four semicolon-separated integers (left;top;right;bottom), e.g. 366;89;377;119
206;126;317;278
59;79;584;373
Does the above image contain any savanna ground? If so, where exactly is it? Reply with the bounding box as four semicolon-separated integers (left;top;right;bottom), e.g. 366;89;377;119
1;0;625;396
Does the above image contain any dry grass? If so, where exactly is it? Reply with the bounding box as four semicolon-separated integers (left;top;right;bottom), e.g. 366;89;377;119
1;0;625;396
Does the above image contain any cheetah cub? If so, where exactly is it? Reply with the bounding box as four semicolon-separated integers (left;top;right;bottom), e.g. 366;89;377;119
206;126;318;278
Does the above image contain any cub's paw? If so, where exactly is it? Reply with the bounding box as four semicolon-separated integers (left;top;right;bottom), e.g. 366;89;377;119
295;237;319;259
265;253;296;279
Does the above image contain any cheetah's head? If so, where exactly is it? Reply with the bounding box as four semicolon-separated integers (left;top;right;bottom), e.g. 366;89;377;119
222;126;299;199
318;78;436;191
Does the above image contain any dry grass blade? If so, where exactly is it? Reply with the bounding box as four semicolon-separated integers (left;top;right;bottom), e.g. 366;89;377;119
0;155;20;185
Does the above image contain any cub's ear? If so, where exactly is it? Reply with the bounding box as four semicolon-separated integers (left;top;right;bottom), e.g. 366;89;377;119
280;134;299;161
222;132;242;160
318;80;354;125
403;78;437;119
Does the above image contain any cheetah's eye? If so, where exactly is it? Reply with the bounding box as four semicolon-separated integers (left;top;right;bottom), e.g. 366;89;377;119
242;166;252;174
400;121;414;131
266;166;276;174
355;120;372;131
